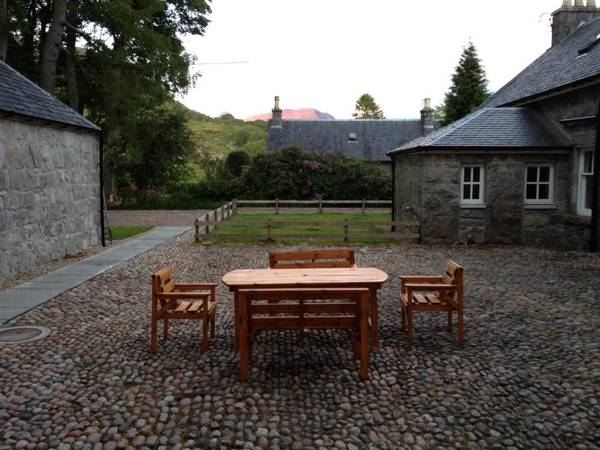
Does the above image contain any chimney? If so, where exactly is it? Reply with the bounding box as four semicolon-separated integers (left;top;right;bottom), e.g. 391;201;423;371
420;98;434;135
552;0;600;47
271;96;283;128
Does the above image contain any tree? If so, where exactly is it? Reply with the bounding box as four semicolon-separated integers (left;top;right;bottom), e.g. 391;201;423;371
440;42;490;125
352;93;385;119
0;0;7;60
226;151;250;177
39;0;67;92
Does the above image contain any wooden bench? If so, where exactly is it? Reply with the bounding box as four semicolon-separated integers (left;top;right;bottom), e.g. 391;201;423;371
399;260;465;345
237;288;370;381
268;249;357;269
151;267;218;353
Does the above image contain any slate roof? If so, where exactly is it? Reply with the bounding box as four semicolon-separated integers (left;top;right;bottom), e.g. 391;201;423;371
388;107;572;155
268;120;424;162
0;60;100;131
485;17;600;107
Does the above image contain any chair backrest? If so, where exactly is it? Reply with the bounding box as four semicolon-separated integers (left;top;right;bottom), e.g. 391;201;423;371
151;267;175;295
268;250;356;269
442;260;464;290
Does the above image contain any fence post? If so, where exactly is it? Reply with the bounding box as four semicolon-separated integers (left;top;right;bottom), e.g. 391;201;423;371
319;200;323;214
267;219;272;241
362;199;366;214
232;199;238;215
221;205;225;221
204;214;210;235
194;218;200;242
344;219;349;243
275;199;279;215
213;209;218;227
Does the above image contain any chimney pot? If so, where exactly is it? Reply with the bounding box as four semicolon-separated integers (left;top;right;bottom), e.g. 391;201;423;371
563;0;572;6
575;0;584;6
424;98;432;109
271;96;283;127
587;0;597;8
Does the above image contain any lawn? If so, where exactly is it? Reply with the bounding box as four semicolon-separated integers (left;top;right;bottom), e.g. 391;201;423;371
110;226;153;240
202;212;411;245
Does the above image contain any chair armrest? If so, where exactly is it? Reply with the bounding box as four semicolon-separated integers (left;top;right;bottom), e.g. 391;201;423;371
404;283;456;292
399;276;444;282
173;283;218;291
156;292;210;300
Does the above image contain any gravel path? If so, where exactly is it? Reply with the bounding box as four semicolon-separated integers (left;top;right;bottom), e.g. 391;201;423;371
1;235;599;449
108;210;210;227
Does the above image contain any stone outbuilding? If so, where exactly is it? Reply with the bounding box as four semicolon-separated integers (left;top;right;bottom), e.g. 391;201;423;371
268;96;437;163
0;60;102;278
389;1;600;250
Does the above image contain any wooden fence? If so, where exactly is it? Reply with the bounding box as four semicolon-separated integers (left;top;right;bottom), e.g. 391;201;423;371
234;199;391;214
194;201;234;242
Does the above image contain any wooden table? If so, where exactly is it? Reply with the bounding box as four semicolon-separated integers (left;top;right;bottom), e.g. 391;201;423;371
222;267;388;377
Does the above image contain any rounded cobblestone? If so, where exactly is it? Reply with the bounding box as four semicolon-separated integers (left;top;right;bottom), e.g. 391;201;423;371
1;233;599;449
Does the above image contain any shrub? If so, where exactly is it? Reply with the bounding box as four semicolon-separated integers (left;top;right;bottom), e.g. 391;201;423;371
226;151;251;177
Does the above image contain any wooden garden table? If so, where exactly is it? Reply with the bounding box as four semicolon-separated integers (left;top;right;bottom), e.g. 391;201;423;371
222;267;388;375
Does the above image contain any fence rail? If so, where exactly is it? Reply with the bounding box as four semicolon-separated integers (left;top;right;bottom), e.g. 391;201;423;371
233;199;391;214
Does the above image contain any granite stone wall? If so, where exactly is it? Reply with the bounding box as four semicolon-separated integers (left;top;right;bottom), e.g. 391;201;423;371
0;119;101;278
393;151;590;249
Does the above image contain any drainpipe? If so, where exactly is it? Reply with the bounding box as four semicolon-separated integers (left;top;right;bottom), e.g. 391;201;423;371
391;158;396;232
591;93;600;252
98;130;106;247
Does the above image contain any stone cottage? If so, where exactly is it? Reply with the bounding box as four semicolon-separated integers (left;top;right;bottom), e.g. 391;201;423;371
0;60;102;278
268;96;437;163
389;0;600;250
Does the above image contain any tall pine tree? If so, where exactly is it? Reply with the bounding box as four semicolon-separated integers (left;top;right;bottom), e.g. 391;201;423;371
353;93;385;119
440;42;489;125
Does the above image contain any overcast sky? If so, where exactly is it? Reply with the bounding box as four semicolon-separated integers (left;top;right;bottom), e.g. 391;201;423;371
179;0;561;120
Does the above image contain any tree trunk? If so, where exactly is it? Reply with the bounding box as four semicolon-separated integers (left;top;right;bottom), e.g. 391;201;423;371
40;0;68;92
65;24;79;110
0;0;7;61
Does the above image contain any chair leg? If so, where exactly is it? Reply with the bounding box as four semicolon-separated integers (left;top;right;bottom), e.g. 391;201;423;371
210;313;216;338
163;318;169;340
406;309;414;343
400;305;406;331
447;310;453;332
458;308;465;346
151;299;158;353
202;317;209;352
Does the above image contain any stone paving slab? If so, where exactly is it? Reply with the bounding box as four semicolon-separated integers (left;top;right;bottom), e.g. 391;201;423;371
0;226;190;325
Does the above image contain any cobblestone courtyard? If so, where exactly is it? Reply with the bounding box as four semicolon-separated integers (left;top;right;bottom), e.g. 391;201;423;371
1;233;599;450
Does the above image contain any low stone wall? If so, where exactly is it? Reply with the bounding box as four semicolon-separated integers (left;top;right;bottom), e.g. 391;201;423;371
0;119;101;278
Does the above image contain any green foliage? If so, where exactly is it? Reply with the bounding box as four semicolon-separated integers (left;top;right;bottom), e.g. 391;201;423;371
119;99;195;193
226;151;250;177
240;148;391;200
440;42;490;125
353;93;385;119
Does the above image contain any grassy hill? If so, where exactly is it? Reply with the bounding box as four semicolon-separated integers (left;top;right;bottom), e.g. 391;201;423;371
176;103;268;158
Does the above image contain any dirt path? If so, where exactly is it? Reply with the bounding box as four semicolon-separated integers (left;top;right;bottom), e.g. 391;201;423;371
107;209;210;227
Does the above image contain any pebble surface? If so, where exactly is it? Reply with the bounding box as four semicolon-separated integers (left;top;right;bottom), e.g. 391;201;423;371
1;232;599;449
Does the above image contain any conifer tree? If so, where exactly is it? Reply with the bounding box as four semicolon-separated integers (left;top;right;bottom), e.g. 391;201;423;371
441;42;489;125
353;93;385;119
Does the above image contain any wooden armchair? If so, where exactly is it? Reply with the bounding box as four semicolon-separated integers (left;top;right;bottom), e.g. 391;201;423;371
399;260;464;345
268;249;357;269
151;267;217;353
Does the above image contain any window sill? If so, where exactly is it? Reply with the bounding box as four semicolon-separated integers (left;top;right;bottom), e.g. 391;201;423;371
524;203;557;210
460;203;486;209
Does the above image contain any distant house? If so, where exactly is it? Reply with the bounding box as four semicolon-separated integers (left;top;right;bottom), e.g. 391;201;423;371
267;96;437;163
0;60;102;278
389;1;600;250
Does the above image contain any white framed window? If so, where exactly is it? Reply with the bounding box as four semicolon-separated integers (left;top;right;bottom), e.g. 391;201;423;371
348;132;358;143
461;165;485;207
524;165;554;205
578;149;595;217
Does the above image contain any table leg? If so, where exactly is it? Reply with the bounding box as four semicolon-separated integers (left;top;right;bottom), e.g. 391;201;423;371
370;287;379;349
239;292;249;381
234;290;239;352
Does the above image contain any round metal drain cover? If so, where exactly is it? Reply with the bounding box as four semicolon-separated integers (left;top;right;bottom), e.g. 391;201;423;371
0;326;51;344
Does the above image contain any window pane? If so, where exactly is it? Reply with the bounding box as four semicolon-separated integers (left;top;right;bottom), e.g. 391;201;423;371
472;184;480;200
539;167;550;182
584;152;594;174
526;184;537;200
538;184;550;200
526;167;537;183
584;176;593;209
463;184;470;200
464;167;471;182
472;167;480;182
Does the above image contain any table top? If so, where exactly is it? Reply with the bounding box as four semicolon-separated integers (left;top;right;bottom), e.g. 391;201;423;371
222;267;388;289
